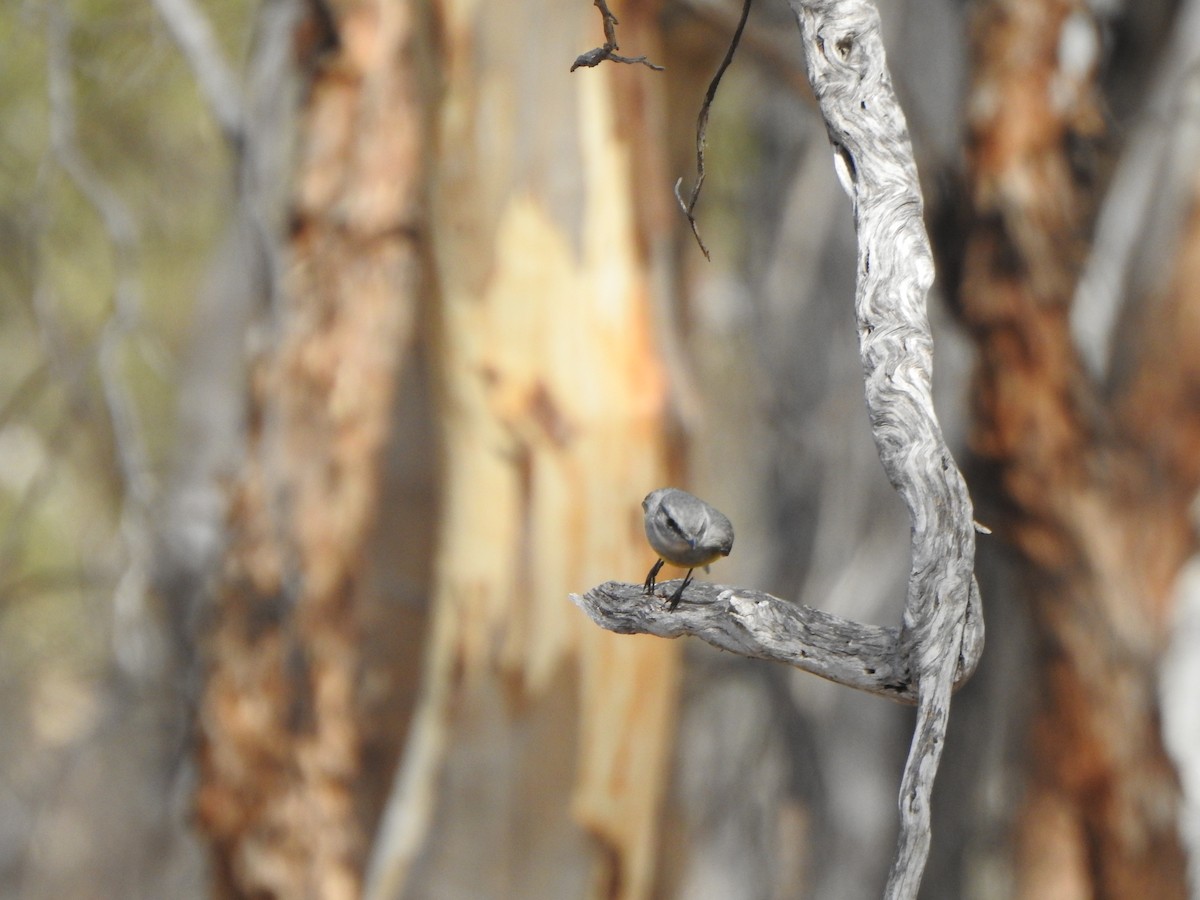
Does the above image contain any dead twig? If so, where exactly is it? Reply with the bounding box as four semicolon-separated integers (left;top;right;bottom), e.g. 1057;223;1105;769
570;0;665;72
675;0;753;260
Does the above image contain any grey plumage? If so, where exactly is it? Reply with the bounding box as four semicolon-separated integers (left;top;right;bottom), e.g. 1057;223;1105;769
641;487;734;610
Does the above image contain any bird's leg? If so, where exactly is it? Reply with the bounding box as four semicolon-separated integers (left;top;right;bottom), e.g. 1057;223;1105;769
643;558;665;594
666;568;694;611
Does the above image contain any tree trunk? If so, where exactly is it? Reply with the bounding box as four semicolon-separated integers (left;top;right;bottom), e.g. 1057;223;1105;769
193;0;426;895
363;3;685;898
955;1;1197;895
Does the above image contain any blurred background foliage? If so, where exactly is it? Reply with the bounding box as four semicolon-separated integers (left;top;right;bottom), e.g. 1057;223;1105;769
0;0;253;893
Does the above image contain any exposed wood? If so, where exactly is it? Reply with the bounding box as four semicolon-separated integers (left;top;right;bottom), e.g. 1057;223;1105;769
362;3;680;898
573;579;983;703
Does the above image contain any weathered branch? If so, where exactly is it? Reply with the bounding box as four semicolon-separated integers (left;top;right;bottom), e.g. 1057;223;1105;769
786;4;981;897
572;580;982;704
574;1;981;897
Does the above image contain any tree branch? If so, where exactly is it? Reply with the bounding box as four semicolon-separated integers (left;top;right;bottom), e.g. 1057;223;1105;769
570;0;664;72
572;580;982;704
46;5;161;679
574;1;982;897
152;0;246;143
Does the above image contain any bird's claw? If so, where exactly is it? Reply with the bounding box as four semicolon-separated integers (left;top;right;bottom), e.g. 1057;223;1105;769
665;571;693;611
643;558;665;595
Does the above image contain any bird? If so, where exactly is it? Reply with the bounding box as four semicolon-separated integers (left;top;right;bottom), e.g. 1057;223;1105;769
641;487;734;611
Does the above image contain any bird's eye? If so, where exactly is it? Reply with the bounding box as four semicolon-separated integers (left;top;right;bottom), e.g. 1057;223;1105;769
663;510;689;541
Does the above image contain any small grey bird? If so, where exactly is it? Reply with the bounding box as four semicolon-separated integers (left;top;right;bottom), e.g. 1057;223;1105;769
641;487;734;611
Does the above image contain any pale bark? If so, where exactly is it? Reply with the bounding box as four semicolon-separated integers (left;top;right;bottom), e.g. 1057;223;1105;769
363;3;679;899
574;579;980;703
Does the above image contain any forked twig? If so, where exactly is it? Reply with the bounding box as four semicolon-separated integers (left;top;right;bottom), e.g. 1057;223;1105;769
570;0;665;72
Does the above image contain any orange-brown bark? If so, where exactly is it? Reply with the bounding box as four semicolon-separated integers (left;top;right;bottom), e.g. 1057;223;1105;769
958;2;1194;897
193;1;426;896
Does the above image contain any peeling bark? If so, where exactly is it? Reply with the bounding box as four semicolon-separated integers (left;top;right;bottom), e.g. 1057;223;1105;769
957;1;1195;895
193;0;426;895
363;3;680;899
